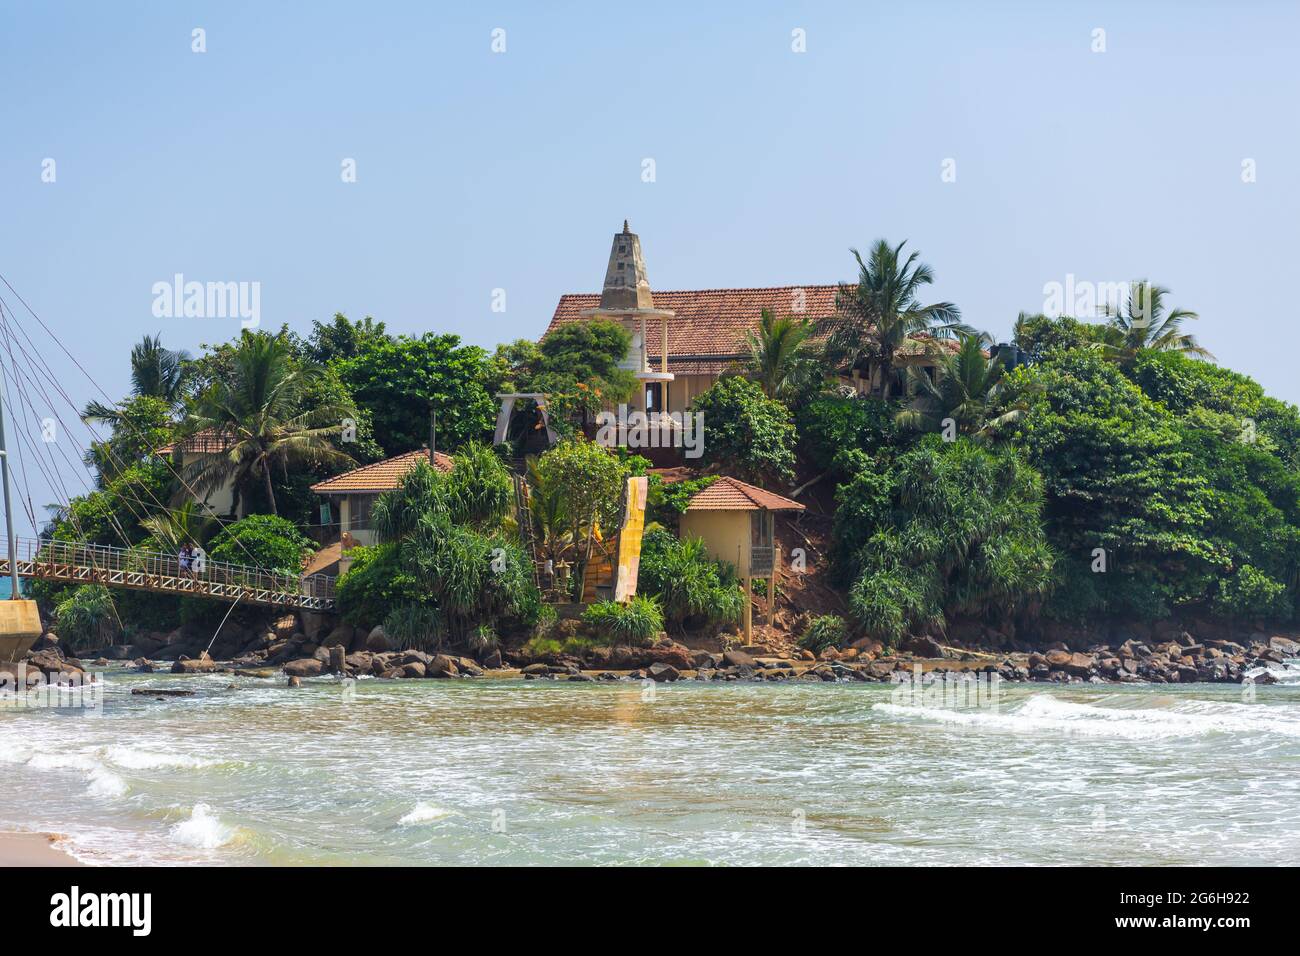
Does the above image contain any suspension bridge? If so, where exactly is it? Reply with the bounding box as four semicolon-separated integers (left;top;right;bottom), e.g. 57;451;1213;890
0;537;336;612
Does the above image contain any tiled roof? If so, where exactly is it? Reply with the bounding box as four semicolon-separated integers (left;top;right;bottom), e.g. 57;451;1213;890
311;448;454;495
156;428;237;456
544;286;961;373
547;286;842;362
684;476;806;512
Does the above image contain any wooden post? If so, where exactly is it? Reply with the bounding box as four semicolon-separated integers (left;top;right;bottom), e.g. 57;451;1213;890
767;547;778;626
743;576;752;643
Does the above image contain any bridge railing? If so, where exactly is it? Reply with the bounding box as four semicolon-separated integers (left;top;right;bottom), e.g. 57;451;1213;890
2;536;336;606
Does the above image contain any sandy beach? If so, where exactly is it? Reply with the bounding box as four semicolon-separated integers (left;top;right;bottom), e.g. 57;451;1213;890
0;831;82;867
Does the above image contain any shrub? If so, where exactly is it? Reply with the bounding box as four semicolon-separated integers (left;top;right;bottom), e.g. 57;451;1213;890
54;585;116;650
796;394;901;477
690;376;797;484
637;528;743;630
1212;564;1290;620
444;441;513;529
383;604;443;653
207;513;315;575
582;596;664;646
335;543;428;627
799;615;848;653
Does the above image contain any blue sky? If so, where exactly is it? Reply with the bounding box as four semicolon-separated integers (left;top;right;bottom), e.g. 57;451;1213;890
1;1;1298;529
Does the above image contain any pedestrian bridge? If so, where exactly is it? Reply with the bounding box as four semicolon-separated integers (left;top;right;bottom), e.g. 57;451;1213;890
0;537;336;612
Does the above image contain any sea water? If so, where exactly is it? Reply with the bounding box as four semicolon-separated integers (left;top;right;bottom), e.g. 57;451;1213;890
2;668;1298;865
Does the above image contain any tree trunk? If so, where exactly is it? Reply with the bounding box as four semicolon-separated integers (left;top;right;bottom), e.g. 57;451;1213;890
879;347;895;400
261;463;278;515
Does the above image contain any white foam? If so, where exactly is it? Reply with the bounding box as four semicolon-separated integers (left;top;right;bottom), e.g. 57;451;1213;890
873;693;1300;740
102;746;213;770
398;802;453;826
169;804;236;849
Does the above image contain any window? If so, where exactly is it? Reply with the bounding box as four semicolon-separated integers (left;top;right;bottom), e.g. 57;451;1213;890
750;511;773;547
645;381;663;411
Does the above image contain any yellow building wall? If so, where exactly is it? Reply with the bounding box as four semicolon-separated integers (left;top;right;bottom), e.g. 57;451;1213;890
679;510;751;578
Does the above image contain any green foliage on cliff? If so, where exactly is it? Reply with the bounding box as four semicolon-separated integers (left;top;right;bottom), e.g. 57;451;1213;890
690;376;797;484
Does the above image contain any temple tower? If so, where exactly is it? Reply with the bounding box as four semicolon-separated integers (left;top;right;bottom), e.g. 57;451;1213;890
580;221;674;411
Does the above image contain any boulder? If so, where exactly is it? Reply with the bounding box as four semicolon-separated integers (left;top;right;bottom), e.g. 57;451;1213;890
365;626;391;653
321;625;356;649
903;635;946;659
648;662;680;682
427;655;459;677
480;648;503;670
400;662;426;679
283;658;324;678
171;653;215;675
722;649;756;669
287;675;302;688
520;662;549;676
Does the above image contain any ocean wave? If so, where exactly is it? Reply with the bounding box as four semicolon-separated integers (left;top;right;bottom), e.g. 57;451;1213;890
398;802;454;825
169;803;236;849
872;693;1300;740
102;745;215;770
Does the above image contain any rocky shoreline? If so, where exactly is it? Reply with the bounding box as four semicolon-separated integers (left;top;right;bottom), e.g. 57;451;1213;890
6;618;1296;688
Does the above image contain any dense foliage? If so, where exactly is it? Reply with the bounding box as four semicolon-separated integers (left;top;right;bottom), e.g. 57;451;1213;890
637;528;743;631
207;514;316;575
582;596;664;646
690;376;797;484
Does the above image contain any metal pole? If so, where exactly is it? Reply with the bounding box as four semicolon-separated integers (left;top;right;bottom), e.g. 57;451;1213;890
0;364;20;598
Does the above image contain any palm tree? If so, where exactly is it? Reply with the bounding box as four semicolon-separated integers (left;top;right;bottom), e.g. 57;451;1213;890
742;309;819;400
896;333;1030;440
1102;281;1213;362
82;333;192;426
179;333;355;515
826;239;970;399
140;500;218;552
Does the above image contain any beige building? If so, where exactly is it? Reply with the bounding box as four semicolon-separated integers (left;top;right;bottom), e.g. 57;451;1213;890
310;448;453;550
157;430;244;518
677;476;805;641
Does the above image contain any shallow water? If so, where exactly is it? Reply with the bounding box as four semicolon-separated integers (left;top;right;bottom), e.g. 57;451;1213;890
2;667;1299;865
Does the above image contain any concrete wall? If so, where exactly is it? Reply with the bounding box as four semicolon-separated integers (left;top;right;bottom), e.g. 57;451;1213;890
679;509;752;578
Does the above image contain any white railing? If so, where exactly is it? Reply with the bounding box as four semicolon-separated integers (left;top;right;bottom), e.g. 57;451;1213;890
0;536;336;611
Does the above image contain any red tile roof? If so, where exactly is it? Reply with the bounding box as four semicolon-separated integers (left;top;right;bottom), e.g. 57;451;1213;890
311;448;454;495
543;285;960;374
684;476;806;512
156;428;237;456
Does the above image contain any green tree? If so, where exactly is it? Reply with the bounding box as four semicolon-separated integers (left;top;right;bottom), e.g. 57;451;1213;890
690;376;797;484
207;513;315;574
337;332;496;455
742;308;818;401
826;239;970;399
305;313;389;365
532;319;637;434
896;333;1029;440
840;437;1055;642
181;332;355;515
1102;281;1212;362
82;333;192;427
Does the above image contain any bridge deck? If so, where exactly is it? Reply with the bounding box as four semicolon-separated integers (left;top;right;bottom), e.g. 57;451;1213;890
0;537;336;611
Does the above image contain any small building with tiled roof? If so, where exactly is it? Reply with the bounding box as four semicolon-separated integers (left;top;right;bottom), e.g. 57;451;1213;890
311;448;453;548
677;475;805;642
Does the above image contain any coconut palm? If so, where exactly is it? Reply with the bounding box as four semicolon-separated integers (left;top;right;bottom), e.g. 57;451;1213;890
1102;281;1213;362
826;239;971;399
896;333;1030;440
140;500;219;552
82;333;192;427
742;309;819;400
179;333;355;515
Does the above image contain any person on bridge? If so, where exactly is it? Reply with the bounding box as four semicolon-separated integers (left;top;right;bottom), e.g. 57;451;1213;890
178;543;193;576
